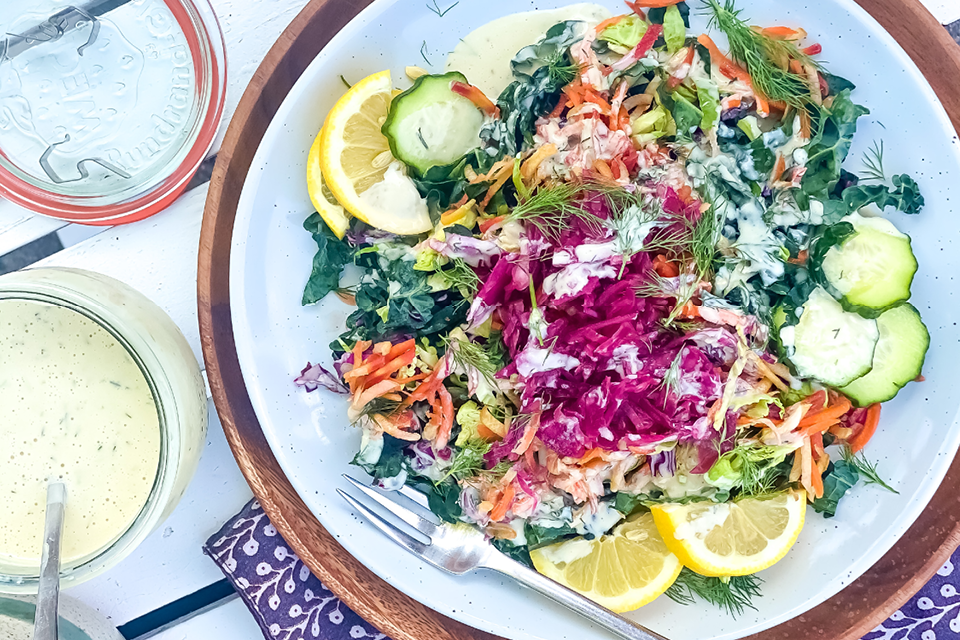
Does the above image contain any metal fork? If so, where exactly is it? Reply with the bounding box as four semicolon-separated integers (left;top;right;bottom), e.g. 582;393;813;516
339;475;670;640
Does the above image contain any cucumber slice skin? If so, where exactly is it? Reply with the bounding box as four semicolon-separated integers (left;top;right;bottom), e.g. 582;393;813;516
840;303;930;407
382;72;484;175
819;217;918;318
779;287;880;387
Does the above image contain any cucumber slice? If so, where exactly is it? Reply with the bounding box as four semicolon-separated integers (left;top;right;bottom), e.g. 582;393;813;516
819;213;917;315
778;287;879;387
839;303;930;407
382;72;484;174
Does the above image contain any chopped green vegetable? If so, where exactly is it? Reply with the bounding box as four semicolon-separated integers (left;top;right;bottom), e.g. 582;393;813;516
664;568;763;617
662;5;687;54
301;213;354;305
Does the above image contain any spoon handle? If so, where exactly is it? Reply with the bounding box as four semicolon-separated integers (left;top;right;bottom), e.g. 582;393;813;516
33;482;66;640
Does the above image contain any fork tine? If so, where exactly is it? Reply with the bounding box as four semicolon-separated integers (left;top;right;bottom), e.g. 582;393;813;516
342;475;438;535
398;483;432;510
338;489;431;557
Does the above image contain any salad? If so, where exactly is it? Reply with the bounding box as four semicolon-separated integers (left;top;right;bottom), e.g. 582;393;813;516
296;0;929;616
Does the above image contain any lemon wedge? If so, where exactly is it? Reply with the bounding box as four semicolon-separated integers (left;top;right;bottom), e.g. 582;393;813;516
306;127;350;238
530;513;682;613
318;70;432;235
650;491;806;577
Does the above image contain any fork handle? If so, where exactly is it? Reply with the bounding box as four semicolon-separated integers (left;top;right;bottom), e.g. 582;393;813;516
484;551;670;640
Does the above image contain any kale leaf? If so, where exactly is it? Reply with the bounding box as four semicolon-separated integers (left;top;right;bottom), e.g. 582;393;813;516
800;90;870;201
810;459;860;518
807;221;856;287
424;479;463;523
410;153;493;222
493;538;533;567
525;522;578;549
481;20;588;157
301;213;354;305
334;250;468;352
351;434;408;480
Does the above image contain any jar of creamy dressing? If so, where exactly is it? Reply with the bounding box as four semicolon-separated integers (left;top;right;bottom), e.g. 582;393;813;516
0;268;207;593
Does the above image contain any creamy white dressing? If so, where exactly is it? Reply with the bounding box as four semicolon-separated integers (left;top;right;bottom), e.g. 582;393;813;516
543;262;617;298
672;503;731;541
574;501;623;538
515;347;580;377
535;535;596;565
0;300;160;570
359;163;429;223
445;4;611;101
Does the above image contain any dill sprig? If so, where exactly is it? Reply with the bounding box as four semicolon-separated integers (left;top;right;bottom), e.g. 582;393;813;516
665;568;763;617
442;258;480;297
425;0;458;17
354;397;401;423
861;140;886;182
507;182;605;240
702;0;820;107
547;50;580;86
842;446;898;494
737;446;791;496
442;438;491;482
443;333;504;390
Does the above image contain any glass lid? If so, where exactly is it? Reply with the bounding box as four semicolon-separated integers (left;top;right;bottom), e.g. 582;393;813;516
0;0;225;224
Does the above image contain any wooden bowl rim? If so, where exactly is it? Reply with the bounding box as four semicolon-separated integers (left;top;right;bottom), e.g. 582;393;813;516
198;1;960;639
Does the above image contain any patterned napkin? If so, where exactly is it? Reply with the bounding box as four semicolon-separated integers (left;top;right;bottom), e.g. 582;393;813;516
204;499;960;640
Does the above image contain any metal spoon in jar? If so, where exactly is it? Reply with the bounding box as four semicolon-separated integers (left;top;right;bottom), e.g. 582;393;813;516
32;482;66;640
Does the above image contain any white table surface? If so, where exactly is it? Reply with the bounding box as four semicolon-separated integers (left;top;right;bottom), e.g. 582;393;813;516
1;0;958;638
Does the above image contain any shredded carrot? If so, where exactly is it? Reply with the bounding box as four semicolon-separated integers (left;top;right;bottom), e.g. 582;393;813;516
469;158;512;184
373;412;420;442
479;164;514;210
393;372;431;385
593;158;615;180
624;0;647;16
799;396;852;435
787;249;809;265
789;59;804;75
490;484;516;522
799;109;812;140
652;254;680;278
433;386;455;449
802;43;823;56
520;143;559;183
450;81;498;116
583;88;613;113
848;403;881;453
548;95;568;119
771;154;786;182
512;414;540;456
478;215;506;234
760;26;804;40
595;14;626;33
810;453;824;499
353;380;402;408
364;349;417;386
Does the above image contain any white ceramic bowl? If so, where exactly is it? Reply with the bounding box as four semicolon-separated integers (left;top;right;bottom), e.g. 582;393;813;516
228;1;960;638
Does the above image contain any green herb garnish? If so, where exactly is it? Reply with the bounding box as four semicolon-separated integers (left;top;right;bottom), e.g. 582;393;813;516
841;446;898;494
703;0;819;107
665;568;763;617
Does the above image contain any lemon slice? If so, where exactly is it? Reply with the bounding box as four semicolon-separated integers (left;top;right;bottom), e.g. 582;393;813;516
306;127;350;239
530;513;682;613
319;70;432;235
650;491;806;577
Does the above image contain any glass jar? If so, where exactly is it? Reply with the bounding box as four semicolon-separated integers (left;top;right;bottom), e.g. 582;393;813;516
0;0;226;224
0;267;208;592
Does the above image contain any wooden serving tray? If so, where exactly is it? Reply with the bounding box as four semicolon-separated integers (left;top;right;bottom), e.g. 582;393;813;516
198;1;960;638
